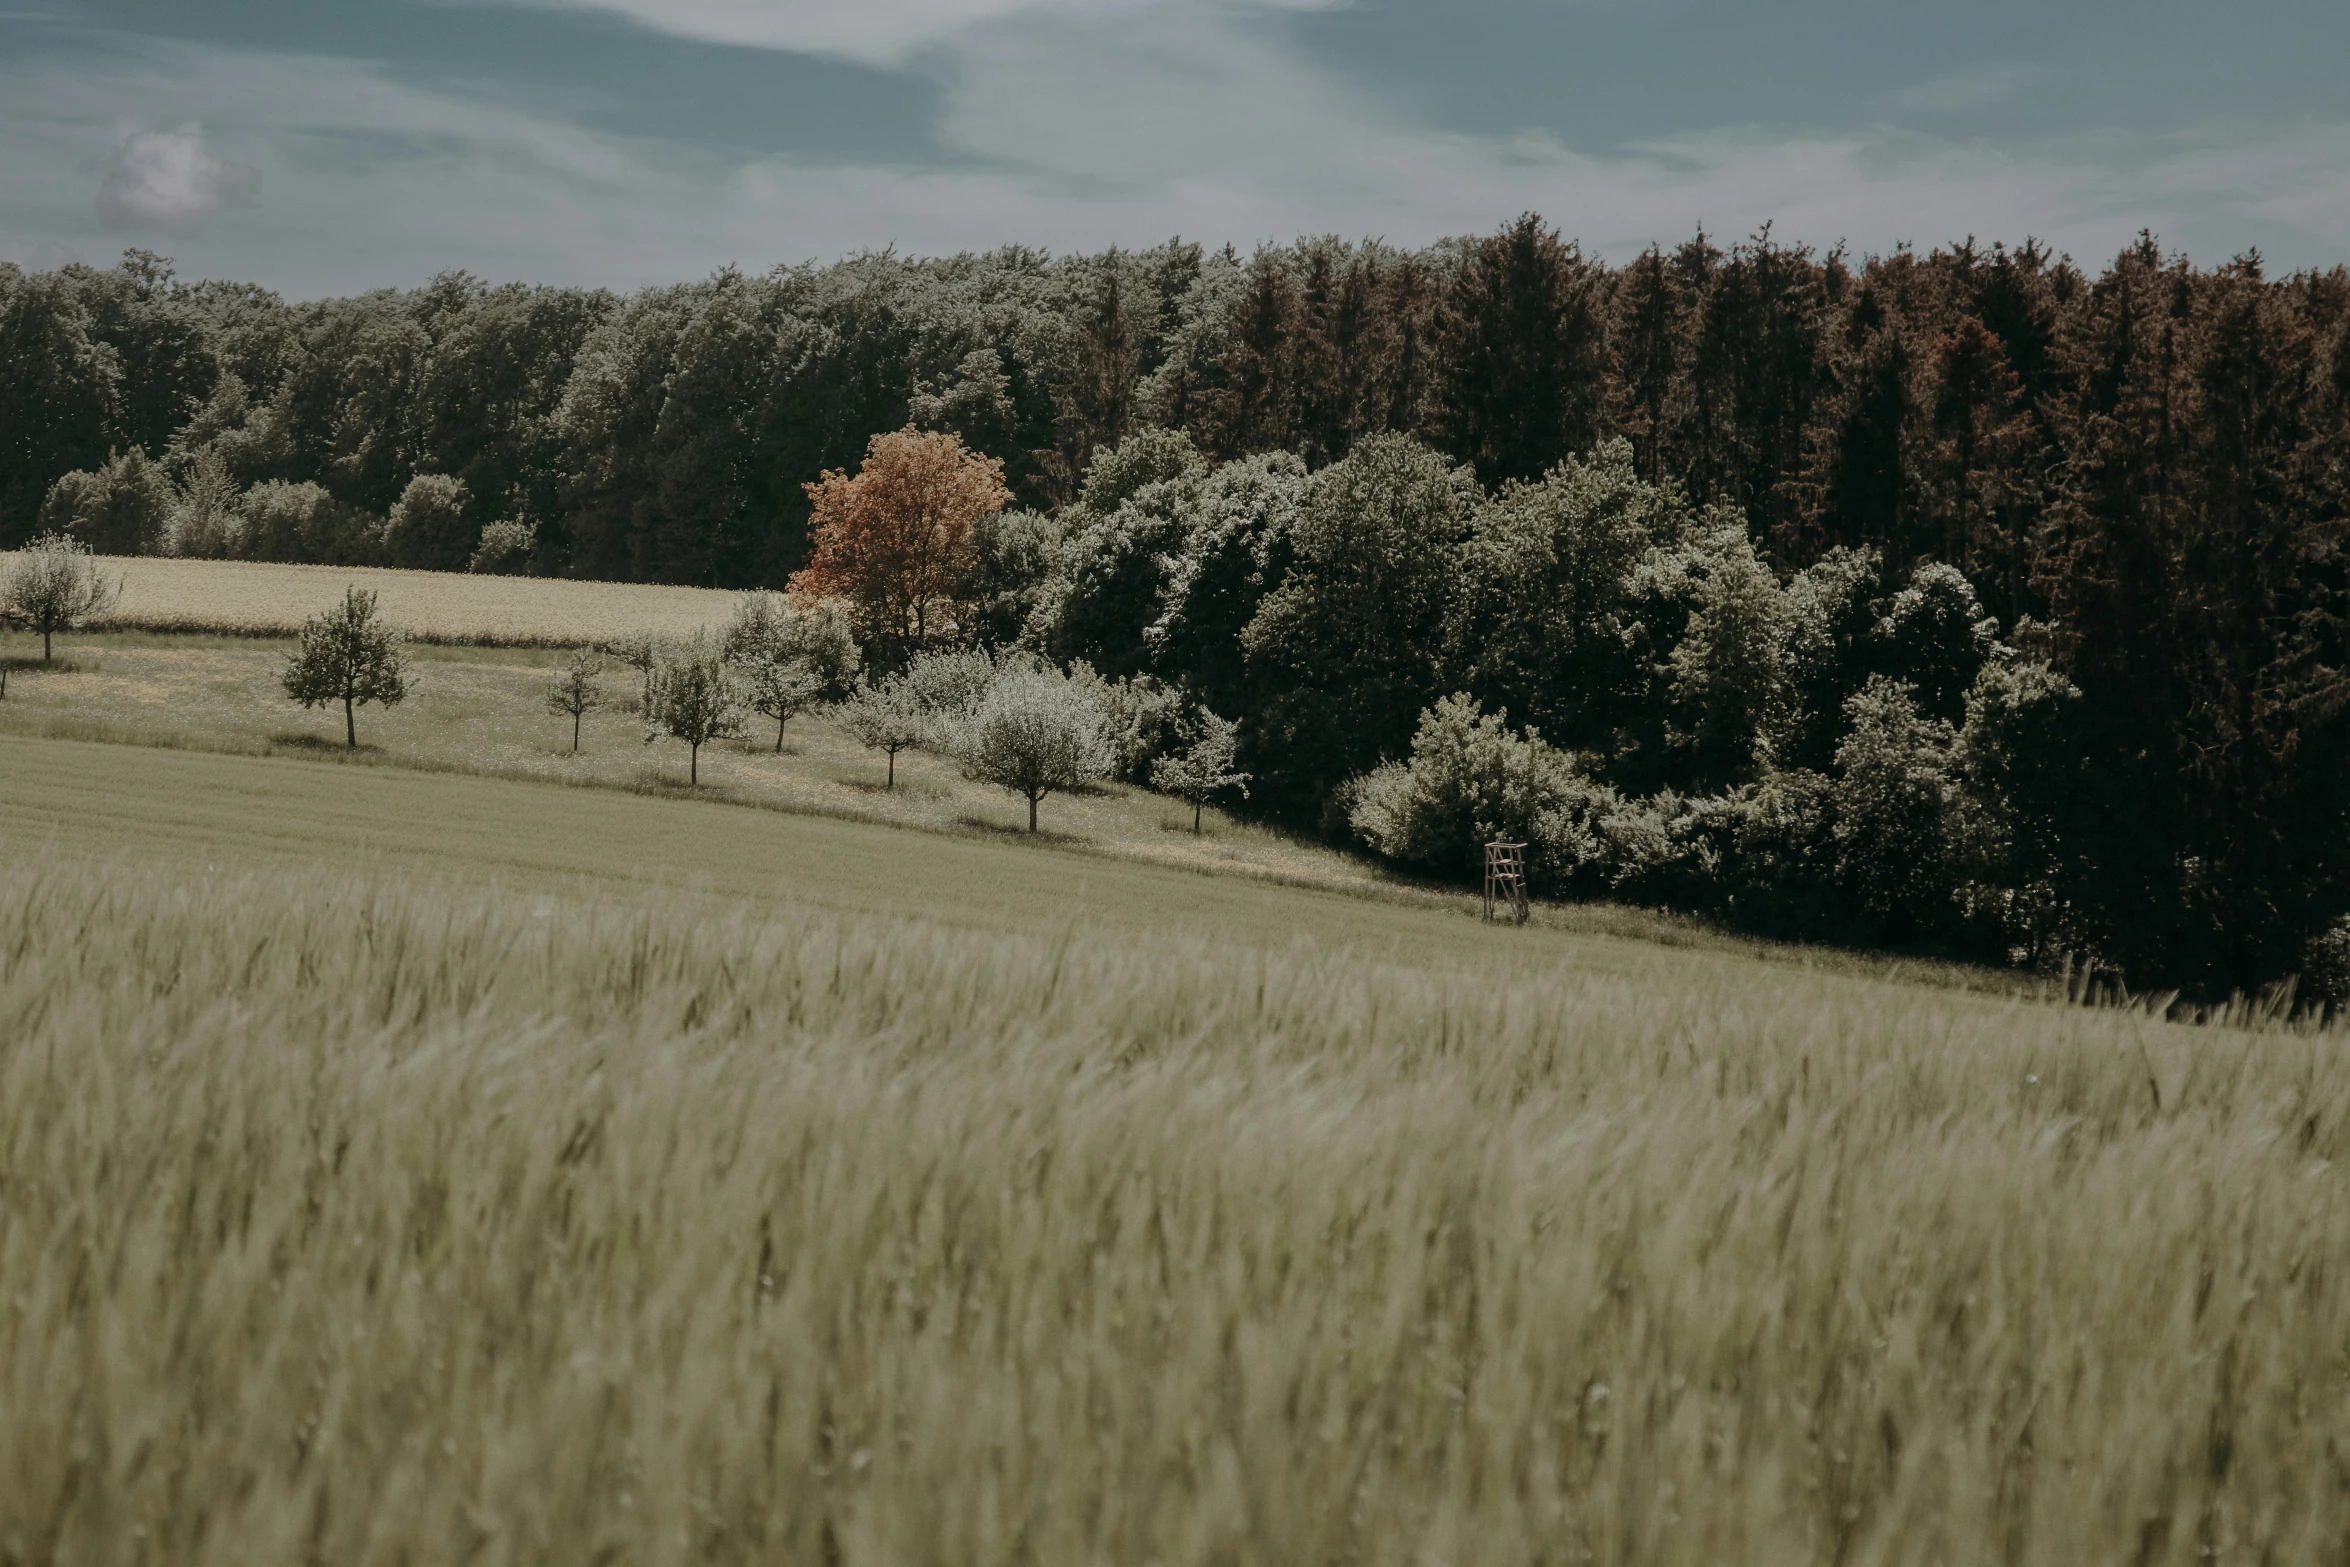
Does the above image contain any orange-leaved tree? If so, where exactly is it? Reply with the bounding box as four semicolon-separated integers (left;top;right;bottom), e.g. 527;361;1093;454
790;427;1011;664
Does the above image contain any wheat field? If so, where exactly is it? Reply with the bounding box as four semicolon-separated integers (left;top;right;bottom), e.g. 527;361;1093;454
0;553;738;645
2;737;2346;1564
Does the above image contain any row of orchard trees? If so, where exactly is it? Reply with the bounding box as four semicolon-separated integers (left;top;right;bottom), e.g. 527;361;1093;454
0;530;1247;834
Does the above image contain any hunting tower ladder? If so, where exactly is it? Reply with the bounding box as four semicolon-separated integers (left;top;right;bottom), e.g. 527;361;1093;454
1483;841;1529;925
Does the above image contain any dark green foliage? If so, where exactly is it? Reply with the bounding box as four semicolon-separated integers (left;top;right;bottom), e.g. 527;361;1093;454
1241;434;1477;823
383;474;477;571
11;226;2350;994
38;447;175;556
1447;439;1687;753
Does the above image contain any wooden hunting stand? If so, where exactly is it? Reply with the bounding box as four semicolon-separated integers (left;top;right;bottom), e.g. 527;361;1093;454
1483;841;1529;925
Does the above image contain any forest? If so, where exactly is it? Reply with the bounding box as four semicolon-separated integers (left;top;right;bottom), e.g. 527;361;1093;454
4;219;2348;997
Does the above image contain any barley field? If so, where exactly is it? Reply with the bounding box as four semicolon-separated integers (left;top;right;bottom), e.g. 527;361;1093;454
0;553;737;645
2;736;2345;1564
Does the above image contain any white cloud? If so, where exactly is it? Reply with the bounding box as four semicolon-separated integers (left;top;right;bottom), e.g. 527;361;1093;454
95;123;259;230
478;0;1339;65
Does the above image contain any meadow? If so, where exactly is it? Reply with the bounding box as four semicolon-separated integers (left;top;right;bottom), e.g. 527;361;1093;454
0;625;1406;895
0;552;738;644
2;733;2347;1564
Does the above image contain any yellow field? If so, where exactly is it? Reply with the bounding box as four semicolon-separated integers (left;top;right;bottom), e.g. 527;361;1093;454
1;552;740;645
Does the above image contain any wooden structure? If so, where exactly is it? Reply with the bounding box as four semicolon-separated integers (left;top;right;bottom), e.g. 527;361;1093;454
1483;840;1529;925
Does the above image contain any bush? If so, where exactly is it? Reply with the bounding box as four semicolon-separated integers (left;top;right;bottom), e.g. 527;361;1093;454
1347;695;1601;892
383;474;475;572
902;646;999;737
38;448;175;556
239;482;382;566
468;520;537;575
1832;677;1966;941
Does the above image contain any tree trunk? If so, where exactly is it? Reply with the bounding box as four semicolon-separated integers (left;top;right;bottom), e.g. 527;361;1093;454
344;694;357;748
887;749;896;788
573;710;582;752
43;629;52;662
775;714;787;751
690;742;700;786
1028;793;1038;832
1194;799;1203;833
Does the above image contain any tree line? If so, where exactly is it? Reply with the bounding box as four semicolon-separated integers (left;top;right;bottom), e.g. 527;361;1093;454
4;222;2347;996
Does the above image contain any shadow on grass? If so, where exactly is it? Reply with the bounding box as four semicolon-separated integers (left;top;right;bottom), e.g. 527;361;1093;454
0;655;89;676
269;732;384;756
952;812;1087;845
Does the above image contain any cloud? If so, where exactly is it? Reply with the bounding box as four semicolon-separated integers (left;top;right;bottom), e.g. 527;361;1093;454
95;124;259;230
5;19;2347;295
481;0;1339;65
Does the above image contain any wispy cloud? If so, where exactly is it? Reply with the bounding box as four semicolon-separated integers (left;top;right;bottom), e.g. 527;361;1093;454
480;0;1341;66
3;15;2345;293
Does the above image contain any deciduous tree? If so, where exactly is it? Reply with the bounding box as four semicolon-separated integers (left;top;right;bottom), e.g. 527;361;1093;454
545;646;606;752
790;427;1010;664
1148;708;1250;832
836;673;926;787
643;637;744;784
1;532;119;662
282;587;408;747
951;664;1113;831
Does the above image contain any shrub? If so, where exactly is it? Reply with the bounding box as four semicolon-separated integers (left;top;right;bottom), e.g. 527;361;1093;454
239;482;382;566
1347;695;1599;892
383;474;475;572
468;520;537;575
1832;677;1966;940
38;448;173;556
902;646;999;738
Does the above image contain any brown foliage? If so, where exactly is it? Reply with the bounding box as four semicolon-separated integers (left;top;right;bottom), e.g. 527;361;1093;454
790;427;1011;659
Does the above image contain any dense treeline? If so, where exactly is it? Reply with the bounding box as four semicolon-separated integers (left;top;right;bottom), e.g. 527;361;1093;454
6;222;2348;995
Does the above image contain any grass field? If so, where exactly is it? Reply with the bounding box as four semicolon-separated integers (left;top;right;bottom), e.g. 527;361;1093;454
0;628;1418;896
3;733;2347;1564
0;552;738;644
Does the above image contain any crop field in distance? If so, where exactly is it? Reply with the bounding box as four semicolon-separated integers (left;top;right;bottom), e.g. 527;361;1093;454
0;551;739;645
1;732;2346;1565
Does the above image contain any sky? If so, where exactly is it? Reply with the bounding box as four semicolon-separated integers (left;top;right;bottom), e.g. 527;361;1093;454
2;0;2346;297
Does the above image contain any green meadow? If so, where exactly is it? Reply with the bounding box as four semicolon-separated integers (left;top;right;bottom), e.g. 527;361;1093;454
3;727;2347;1564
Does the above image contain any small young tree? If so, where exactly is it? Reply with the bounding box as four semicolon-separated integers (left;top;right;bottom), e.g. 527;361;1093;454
836;674;927;787
283;586;409;747
2;532;120;662
724;590;862;698
602;632;660;714
744;654;823;751
545;646;607;752
644;637;745;785
951;665;1115;832
1149;708;1252;833
902;645;998;736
